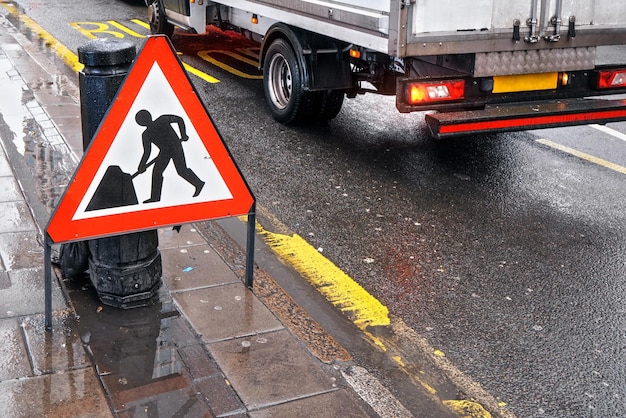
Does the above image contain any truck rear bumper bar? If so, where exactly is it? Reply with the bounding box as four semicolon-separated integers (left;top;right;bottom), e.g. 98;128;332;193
425;98;626;138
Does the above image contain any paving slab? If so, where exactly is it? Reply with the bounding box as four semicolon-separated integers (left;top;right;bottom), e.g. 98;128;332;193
161;244;240;291
0;231;43;271
0;368;112;418
0;268;65;319
0;149;12;176
194;373;247;417
158;224;206;249
172;282;284;343
0;175;22;201
0;317;31;380
208;329;337;410
248;389;370;418
0;201;37;233
20;313;90;375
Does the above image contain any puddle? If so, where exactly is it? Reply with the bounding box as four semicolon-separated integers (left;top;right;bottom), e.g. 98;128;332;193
0;50;75;213
65;275;197;413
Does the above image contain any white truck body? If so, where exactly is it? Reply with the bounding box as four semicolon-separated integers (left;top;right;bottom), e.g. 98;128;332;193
149;0;626;137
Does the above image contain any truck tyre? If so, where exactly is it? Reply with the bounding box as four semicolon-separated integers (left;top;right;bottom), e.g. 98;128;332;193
313;90;345;121
263;38;314;124
148;0;174;38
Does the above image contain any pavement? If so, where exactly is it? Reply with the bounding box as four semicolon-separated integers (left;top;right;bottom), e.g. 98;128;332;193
0;11;377;418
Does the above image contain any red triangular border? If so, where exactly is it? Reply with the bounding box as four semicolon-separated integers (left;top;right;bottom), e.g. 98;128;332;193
46;36;254;244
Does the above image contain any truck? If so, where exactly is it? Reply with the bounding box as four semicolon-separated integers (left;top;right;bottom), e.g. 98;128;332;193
146;0;626;138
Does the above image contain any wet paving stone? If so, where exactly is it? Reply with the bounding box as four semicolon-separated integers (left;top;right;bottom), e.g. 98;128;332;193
0;317;31;380
208;329;337;410
0;268;65;318
161;244;240;291
0;231;42;271
158;224;207;249
0;201;37;233
195;374;246;417
248;389;370;418
0;176;22;202
172;282;284;344
0;150;12;176
0;367;112;417
177;344;221;380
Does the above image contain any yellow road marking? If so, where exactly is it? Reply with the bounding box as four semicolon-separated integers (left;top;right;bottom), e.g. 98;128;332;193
1;6;503;412
107;20;146;38
69;21;124;40
536;138;626;174
198;50;263;79
131;19;150;29
253;217;503;416
182;62;220;83
1;3;84;72
5;9;219;84
69;19;219;83
444;400;492;418
255;224;390;330
236;47;260;60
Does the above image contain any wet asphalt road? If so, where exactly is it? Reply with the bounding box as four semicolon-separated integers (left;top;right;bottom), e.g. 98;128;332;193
6;0;626;416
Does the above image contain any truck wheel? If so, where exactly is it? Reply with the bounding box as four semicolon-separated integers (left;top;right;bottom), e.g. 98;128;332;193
263;38;314;124
313;90;345;121
148;0;174;38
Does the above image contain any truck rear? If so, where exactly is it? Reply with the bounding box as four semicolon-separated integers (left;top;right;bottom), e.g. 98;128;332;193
147;0;626;138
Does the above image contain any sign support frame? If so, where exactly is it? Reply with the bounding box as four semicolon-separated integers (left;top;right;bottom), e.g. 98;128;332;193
44;233;53;331
245;202;256;289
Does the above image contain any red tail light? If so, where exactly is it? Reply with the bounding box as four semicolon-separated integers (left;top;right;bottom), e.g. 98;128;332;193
407;80;465;104
597;69;626;89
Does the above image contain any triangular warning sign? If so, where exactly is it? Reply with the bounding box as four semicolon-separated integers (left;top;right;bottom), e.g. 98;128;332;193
46;36;254;244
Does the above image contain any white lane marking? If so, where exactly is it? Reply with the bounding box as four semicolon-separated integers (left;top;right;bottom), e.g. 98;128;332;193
589;124;626;142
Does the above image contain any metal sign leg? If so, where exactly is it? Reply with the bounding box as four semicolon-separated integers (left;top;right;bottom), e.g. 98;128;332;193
44;237;53;331
245;203;256;289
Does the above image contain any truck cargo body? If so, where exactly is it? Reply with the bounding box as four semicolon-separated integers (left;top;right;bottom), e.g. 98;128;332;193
148;0;626;137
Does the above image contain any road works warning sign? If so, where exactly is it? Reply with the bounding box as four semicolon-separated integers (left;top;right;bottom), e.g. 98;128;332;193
46;35;254;243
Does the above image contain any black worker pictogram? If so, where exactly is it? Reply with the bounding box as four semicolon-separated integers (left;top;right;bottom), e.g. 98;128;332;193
86;109;205;211
135;109;205;204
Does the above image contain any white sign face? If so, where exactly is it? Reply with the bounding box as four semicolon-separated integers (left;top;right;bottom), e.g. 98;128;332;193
73;63;233;220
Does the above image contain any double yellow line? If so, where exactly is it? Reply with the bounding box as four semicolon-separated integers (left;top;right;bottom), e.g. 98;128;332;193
1;2;84;72
1;3;219;83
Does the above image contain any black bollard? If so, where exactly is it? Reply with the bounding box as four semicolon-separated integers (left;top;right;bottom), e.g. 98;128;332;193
77;38;162;309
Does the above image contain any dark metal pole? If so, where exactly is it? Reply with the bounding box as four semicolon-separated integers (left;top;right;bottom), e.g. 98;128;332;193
245;203;256;288
78;38;136;147
44;235;52;331
74;38;162;309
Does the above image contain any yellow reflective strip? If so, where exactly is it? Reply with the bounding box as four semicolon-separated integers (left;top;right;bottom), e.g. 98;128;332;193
536;139;626;174
493;72;558;93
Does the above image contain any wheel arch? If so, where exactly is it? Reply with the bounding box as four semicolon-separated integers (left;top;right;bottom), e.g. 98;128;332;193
260;24;311;91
